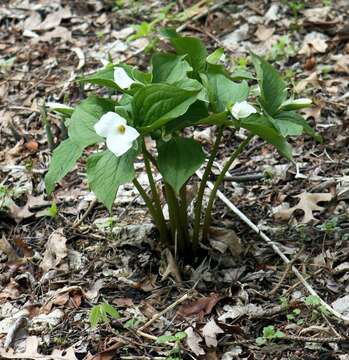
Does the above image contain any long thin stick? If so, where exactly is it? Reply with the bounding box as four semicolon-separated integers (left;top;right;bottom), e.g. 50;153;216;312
196;171;349;323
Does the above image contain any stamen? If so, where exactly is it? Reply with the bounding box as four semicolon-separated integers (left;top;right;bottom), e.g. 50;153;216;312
117;124;126;134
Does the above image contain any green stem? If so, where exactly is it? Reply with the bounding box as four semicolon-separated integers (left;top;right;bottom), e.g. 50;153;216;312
164;183;185;254
201;133;254;243
142;144;167;234
133;178;168;245
179;184;190;245
192;126;224;253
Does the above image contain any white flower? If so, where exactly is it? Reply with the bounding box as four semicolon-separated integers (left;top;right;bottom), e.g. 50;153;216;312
114;67;135;89
94;112;139;157
230;101;257;119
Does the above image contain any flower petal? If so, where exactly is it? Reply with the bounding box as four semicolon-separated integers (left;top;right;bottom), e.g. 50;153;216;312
114;67;135;89
94;112;127;138
106;133;133;157
231;101;257;119
124;125;140;142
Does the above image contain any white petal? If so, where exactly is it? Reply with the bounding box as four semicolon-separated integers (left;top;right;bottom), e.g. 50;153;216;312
114;67;135;89
94;112;127;138
106;133;133;157
231;101;257;119
123;125;140;142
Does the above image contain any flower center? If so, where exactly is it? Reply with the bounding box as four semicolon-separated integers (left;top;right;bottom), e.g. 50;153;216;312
117;124;126;134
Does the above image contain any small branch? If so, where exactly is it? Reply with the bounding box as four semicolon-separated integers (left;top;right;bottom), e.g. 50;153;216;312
41;100;55;151
137;293;189;332
72;198;97;228
196;173;349;323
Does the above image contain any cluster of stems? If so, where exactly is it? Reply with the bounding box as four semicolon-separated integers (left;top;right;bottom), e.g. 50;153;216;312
133;129;254;258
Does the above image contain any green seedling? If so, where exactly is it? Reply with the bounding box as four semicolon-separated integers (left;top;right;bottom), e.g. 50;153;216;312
256;325;285;346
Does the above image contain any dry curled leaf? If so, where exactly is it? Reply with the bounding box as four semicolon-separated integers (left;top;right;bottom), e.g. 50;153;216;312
185;327;205;356
274;192;333;223
40;228;67;272
202;318;224;347
178;293;221;318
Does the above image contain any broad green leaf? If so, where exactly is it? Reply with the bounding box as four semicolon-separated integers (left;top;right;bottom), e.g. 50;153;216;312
81;65;118;89
151;53;192;83
169;36;208;72
275;111;321;141
133;83;200;130
45;139;83;195
268;116;303;137
206;48;224;64
89;305;102;328
230;68;254;81
165;101;209;132
240;114;293;160
157;137;205;193
251;54;287;115
81;64;151;90
69;95;116;148
156;335;177;344
173;78;208;102
203;64;249;112
87;149;136;210
102;303;120;319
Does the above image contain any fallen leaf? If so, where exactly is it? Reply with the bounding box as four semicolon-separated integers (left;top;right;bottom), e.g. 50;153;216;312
202;318;224;347
295;72;321;93
208;227;242;257
332;295;349;317
218;304;261;322
40;228;68;272
299;32;328;56
255;25;274;42
185;327;205;356
0;279;20;303
274;192;333;223
302;7;330;22
85;279;104;302
178;293;221;318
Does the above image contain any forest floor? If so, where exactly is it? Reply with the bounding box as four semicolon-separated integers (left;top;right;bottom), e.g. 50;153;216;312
1;0;349;359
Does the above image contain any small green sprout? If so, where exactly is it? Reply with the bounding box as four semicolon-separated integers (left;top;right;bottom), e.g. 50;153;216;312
256;325;285;346
89;302;120;328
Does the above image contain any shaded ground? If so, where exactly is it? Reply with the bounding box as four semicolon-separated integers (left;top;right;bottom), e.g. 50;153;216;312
0;0;349;359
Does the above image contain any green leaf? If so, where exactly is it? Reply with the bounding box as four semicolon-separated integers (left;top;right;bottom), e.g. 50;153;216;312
68;95;116;148
151;53;192;83
87;149;137;210
206;48;224;64
45;139;83;195
81;65;118;89
269;115;303;137
156;335;177;344
256;337;267;346
165;101;209;132
251;53;287;115
168;35;208;72
102;303;120;319
89;305;102;328
203;64;249;112
240;114;293;160
133;83;200;131
275;330;285;338
157;137;205;193
263;325;276;339
230;68;254;81
80;64;151;90
275;111;322;141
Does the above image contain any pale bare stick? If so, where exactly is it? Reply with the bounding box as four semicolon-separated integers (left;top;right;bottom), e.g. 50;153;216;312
137;293;189;332
196;170;349;323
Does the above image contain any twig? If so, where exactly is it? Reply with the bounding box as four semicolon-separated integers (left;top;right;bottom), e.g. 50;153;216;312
196;170;349;323
137;293;189;332
269;248;303;296
72;198;97;228
224;173;264;182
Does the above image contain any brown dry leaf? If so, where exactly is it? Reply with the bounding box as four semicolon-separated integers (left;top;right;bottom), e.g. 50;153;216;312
0;335;78;359
202;318;224;347
40;228;68;272
302;7;330;22
33;26;72;43
185;327;205;356
85;279;104;302
0;279;20;303
295;72;321;93
178;293;221;318
274;192;333;223
0;236;18;262
299;32;328;56
333;54;349;74
208;227;242;257
255;25;274;42
33;7;71;31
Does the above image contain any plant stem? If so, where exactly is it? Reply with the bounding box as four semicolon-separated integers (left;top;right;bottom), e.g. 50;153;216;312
192;126;224;253
201;133;254;243
164;183;186;255
133;178;168;245
179;184;190;245
41;101;55;151
142;144;168;238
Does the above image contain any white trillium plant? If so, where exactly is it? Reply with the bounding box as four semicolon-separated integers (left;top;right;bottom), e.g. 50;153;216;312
45;31;319;260
94;112;139;157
